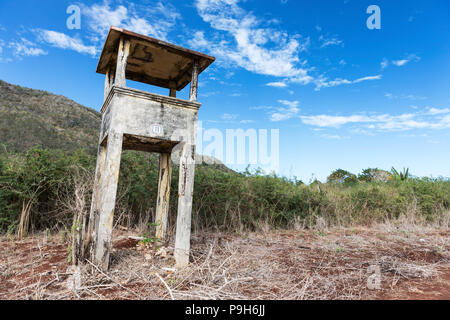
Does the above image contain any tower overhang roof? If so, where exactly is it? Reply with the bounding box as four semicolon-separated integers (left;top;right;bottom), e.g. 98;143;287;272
96;27;215;91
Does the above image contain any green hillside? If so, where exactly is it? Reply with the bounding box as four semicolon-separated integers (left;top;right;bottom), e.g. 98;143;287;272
0;80;101;154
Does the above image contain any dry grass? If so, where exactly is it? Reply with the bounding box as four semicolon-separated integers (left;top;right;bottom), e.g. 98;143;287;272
1;221;449;300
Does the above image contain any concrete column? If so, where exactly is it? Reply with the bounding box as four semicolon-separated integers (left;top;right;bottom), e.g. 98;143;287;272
115;37;130;87
94;131;123;270
189;59;199;102
174;139;197;267
155;152;172;240
85;143;107;258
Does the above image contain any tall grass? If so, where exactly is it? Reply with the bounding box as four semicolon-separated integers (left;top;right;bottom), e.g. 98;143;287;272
0;146;449;235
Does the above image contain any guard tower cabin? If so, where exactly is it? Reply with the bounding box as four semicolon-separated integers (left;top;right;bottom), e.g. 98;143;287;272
88;27;215;271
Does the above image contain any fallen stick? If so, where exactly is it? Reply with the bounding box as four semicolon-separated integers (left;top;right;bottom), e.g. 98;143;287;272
85;259;143;299
155;272;174;300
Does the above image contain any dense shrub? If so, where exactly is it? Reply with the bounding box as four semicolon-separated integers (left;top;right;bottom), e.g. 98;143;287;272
0;147;449;234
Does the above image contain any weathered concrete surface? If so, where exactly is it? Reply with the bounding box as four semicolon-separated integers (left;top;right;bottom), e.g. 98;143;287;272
174;113;198;268
114;37;130;87
94;131;123;270
92;86;200;270
90;27;214;270
155;152;172;240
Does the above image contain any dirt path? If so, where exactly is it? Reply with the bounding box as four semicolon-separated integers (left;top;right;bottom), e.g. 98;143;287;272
0;226;448;300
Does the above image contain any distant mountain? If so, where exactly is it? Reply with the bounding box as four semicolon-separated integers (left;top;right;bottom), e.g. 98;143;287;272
0;80;101;154
0;80;230;171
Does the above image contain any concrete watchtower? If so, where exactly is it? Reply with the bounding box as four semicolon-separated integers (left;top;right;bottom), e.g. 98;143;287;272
87;27;215;270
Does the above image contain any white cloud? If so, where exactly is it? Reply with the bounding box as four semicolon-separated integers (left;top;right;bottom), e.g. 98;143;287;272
36;30;97;56
266;81;288;88
191;0;310;79
392;59;408;67
81;1;180;42
385;93;427;100
301;114;373;127
319;35;343;48
250;105;274;110
381;58;388;69
392;54;420;67
427;107;450;115
270;100;300;121
353;75;382;83
190;0;384;93
278;100;299;108
314;74;381;91
9;38;47;57
221;113;238;121
300;108;450;132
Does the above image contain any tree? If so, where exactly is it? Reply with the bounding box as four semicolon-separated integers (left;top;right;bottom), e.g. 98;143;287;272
358;168;392;182
327;169;358;185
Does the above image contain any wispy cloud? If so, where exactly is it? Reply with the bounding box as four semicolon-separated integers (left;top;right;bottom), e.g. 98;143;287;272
380;54;420;69
385;93;427;100
81;1;180;43
270;100;300;121
353;75;382;83
314;74;381;91
300;107;450;132
9;38;47;57
301;114;373;127
36;30;97;56
221;113;238;121
427;107;450;115
21;1;180;58
392;59;409;67
319;34;343;48
189;0;386;93
266;81;288;88
190;0;310;79
392;54;420;67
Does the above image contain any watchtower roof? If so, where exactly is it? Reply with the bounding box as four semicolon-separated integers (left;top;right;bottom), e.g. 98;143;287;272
96;26;215;91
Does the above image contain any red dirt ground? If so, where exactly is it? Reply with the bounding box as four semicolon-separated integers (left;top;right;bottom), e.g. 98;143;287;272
0;226;448;300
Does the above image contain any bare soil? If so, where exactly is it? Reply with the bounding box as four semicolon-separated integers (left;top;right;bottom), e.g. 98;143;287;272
0;226;448;300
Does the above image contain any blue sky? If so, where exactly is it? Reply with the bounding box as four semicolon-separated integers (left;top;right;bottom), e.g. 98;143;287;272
0;0;449;182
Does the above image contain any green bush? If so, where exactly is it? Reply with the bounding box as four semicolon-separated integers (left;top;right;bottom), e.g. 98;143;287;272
0;147;449;234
